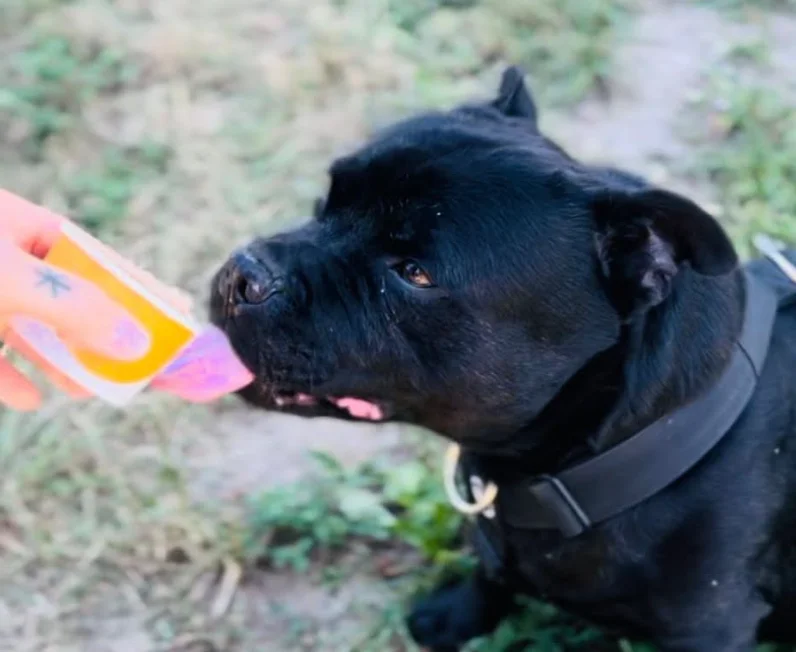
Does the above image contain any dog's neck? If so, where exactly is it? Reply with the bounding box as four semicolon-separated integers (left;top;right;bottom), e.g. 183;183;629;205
474;268;746;481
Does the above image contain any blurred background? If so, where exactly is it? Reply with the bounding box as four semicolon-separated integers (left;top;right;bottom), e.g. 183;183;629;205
2;0;795;650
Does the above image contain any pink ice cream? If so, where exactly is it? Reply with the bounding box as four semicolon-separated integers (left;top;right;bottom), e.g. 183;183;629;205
152;325;254;402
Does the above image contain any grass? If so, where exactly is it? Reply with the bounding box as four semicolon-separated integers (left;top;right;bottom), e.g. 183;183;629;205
479;0;633;104
244;452;462;573
62;142;173;234
688;48;796;256
707;83;796;248
1;0;795;650
2;34;137;159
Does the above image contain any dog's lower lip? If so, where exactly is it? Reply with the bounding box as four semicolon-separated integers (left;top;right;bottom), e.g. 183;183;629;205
273;391;386;421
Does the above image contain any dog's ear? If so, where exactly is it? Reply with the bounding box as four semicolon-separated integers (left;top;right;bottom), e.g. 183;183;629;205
492;66;538;128
593;188;738;316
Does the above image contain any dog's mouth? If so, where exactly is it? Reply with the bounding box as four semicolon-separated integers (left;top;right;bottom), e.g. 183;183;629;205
272;391;387;421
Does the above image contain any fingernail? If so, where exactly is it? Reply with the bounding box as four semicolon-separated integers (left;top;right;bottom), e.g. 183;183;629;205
110;319;151;359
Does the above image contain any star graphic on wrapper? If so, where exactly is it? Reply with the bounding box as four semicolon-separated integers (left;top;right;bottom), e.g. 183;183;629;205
35;269;71;299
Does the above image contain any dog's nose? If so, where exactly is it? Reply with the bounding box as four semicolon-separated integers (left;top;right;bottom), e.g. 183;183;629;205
219;251;285;306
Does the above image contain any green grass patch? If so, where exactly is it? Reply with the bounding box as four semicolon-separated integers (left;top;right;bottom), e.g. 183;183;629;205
334;0;633;108
245;451;465;572
1;33;137;157
484;0;633;104
63;142;171;235
471;599;624;652
401;0;634;106
698;80;796;254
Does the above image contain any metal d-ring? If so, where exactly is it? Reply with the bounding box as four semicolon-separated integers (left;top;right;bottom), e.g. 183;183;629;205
443;443;499;516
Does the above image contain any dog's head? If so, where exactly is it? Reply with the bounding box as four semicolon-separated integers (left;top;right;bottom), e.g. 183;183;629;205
210;68;737;446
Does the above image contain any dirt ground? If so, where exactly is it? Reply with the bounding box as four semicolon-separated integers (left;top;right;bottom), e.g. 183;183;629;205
2;1;796;650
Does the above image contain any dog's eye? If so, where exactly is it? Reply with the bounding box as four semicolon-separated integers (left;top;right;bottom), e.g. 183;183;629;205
395;260;434;288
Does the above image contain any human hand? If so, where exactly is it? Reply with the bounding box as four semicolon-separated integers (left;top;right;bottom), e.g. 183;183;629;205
0;190;152;410
1;190;251;409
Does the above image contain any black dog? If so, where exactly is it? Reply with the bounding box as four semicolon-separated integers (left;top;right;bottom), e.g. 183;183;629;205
210;68;796;651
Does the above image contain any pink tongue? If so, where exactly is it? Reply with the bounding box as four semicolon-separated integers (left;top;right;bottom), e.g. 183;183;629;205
335;397;384;421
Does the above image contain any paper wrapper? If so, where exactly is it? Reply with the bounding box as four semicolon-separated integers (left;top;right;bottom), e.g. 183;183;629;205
11;221;253;405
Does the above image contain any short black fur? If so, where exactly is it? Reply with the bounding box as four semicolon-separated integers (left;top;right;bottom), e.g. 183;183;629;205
210;67;796;651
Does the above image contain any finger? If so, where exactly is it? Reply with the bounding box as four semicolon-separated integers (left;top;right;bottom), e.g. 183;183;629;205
0;242;150;361
0;190;64;258
0;359;41;410
0;191;191;314
0;191;193;314
1;329;91;398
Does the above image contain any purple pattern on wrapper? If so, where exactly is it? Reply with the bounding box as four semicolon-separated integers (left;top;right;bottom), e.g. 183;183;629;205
154;326;254;402
12;318;60;348
111;319;150;356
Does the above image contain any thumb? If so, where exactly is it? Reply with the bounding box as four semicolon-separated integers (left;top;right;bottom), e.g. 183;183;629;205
0;241;150;360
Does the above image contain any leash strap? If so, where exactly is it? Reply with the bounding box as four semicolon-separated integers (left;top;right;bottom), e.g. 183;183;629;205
492;271;779;537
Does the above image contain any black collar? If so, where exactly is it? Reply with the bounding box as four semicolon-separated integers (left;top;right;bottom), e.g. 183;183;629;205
469;271;781;538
